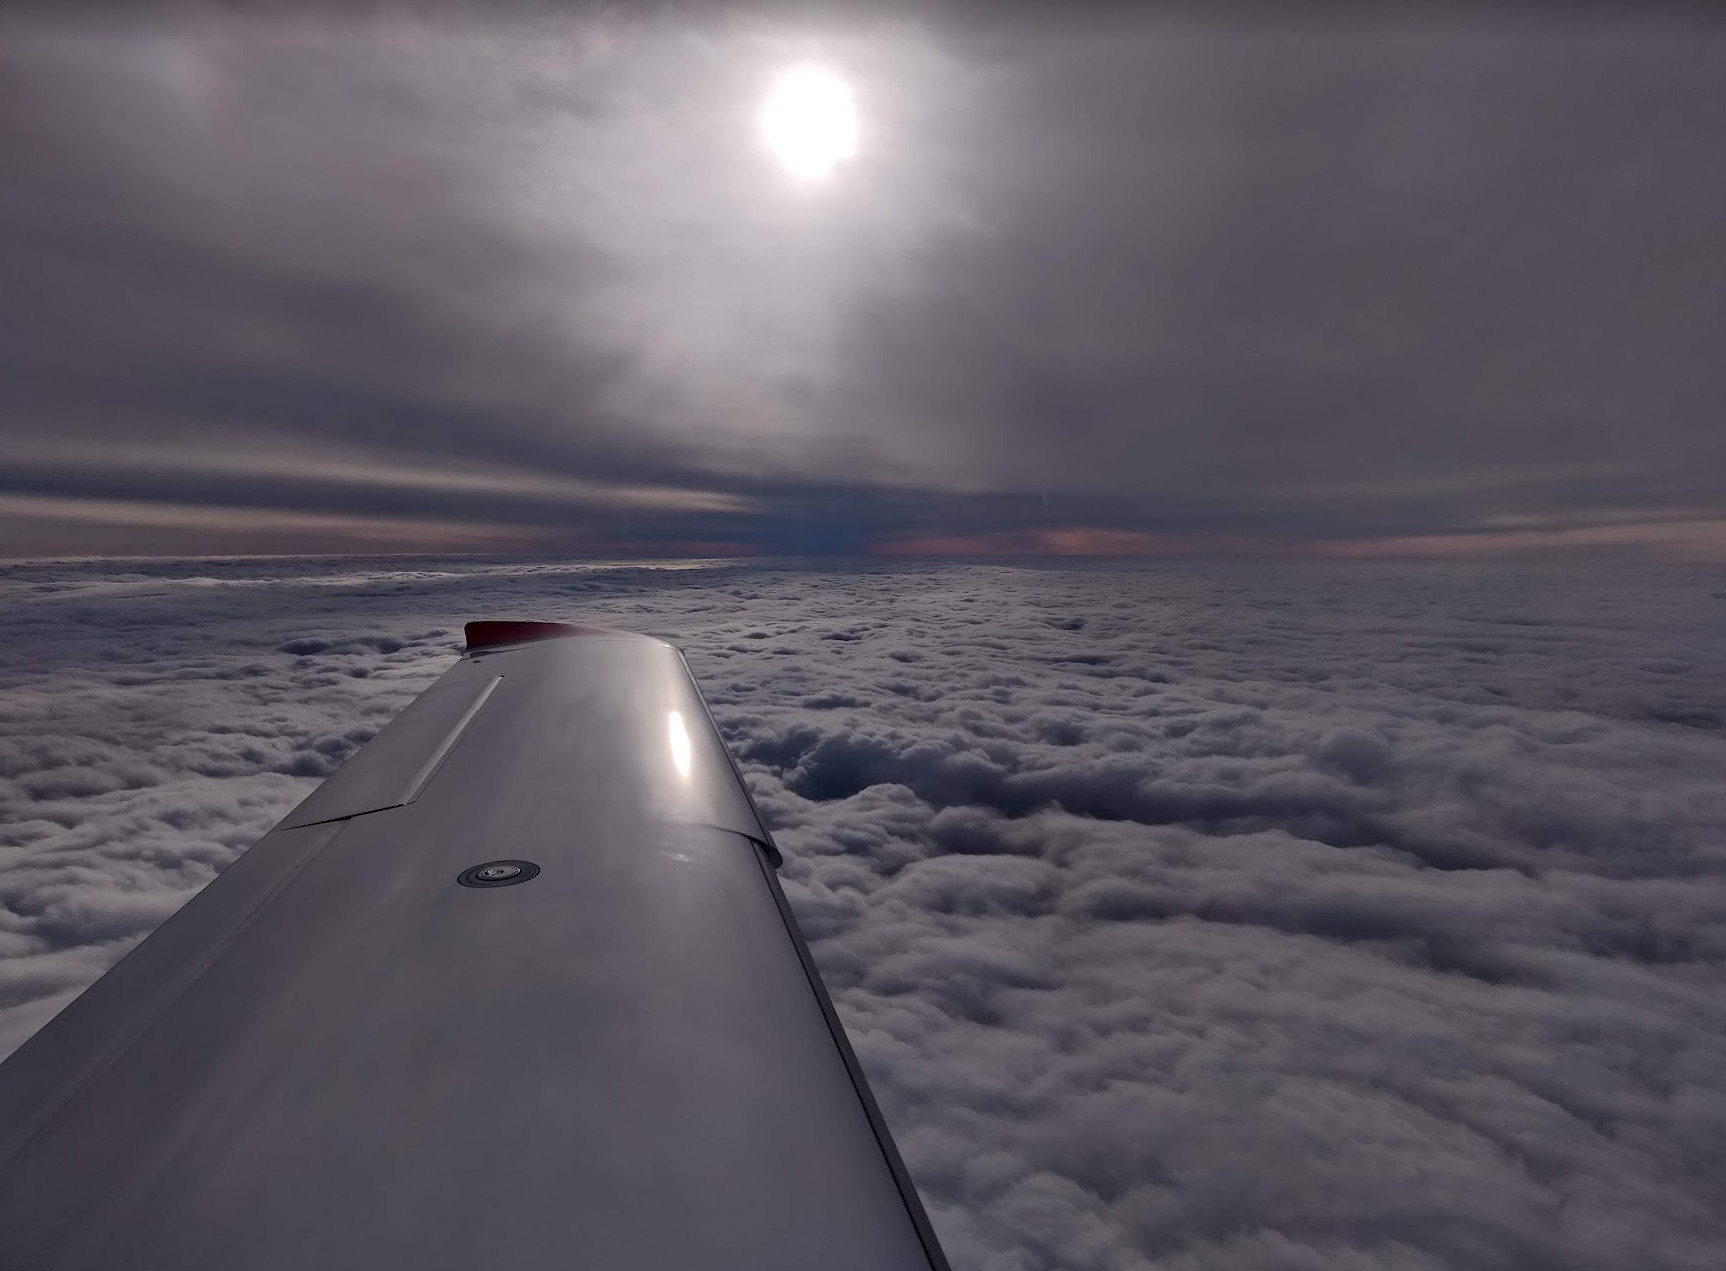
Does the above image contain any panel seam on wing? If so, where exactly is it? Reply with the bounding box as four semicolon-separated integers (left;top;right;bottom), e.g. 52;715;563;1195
400;674;502;804
0;821;347;1178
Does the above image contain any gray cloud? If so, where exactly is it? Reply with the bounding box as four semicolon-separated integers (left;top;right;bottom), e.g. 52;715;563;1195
2;556;1724;1268
2;12;1724;556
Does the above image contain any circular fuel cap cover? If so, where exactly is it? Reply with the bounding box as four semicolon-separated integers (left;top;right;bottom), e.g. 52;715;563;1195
458;860;541;888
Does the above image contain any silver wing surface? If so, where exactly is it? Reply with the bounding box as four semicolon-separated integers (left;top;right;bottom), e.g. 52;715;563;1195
0;621;948;1271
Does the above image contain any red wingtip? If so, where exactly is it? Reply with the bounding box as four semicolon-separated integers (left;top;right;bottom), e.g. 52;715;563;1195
464;620;606;652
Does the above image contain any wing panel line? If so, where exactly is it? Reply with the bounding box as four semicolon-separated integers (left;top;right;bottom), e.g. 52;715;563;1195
401;674;502;805
0;820;346;1177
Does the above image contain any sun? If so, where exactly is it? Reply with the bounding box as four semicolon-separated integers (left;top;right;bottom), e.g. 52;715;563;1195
759;64;858;182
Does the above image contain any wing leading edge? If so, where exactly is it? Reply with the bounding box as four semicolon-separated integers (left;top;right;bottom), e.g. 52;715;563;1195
0;623;949;1271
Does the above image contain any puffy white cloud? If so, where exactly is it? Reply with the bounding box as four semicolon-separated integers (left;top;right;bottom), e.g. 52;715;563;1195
1;555;1724;1268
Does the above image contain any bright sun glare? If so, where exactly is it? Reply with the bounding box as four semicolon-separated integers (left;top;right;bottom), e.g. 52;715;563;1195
760;64;858;182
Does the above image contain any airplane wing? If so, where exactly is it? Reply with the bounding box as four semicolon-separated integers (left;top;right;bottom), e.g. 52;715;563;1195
0;620;949;1271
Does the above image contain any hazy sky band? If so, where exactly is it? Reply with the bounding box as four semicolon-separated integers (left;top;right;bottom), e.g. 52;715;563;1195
2;9;1722;557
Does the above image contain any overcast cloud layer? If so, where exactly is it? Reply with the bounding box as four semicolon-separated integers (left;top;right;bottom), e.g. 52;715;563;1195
3;11;1725;557
2;556;1723;1268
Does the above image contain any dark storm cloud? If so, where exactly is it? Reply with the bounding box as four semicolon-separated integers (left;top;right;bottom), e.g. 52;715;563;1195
2;557;1724;1267
1;11;1723;556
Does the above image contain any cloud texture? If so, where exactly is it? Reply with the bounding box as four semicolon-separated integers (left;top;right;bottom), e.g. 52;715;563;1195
2;12;1725;555
2;556;1724;1268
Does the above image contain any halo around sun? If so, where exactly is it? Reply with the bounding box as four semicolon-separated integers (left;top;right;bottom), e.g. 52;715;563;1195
759;64;858;182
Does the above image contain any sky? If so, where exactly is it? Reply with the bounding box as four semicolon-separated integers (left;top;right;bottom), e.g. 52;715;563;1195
2;555;1723;1268
2;6;1724;558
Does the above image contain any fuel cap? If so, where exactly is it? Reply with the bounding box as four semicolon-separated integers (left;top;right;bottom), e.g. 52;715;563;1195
458;860;540;888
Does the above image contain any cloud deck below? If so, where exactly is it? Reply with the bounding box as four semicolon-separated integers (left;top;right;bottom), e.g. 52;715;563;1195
1;556;1723;1269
